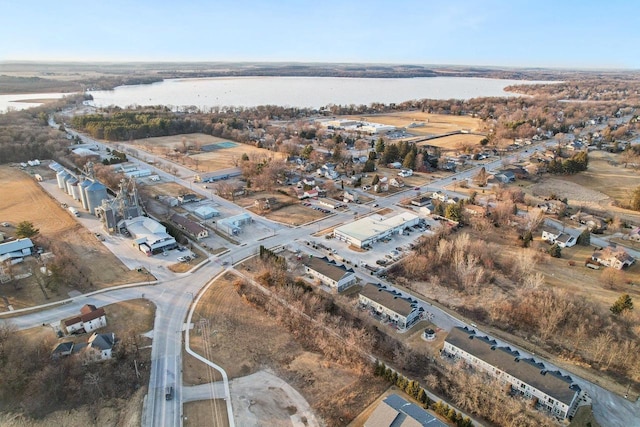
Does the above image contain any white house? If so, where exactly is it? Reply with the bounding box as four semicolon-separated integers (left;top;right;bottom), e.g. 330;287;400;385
389;177;405;188
443;327;587;420
591;247;635;270
63;304;107;334
85;332;116;361
359;283;420;329
541;227;576;248
304;256;356;292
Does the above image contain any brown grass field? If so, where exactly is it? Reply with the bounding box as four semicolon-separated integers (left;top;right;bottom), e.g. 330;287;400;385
183;400;229;427
238;191;326;225
0;166;147;310
415;133;485;150
129;133;285;173
186;270;387;425
352;111;483;134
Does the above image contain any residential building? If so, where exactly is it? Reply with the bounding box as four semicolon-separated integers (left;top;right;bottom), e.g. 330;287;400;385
302;177;316;186
443;327;586;420
494;170;516;183
390;177;405;188
85;332;116;361
254;197;278;211
177;193;199;204
343;190;358;203
541;227;576;248
319;198;343;209
464;204;486;217
333;212;420;248
63;304;108;334
170;213;209;240
591;247;635;270
411;196;431;207
359;283;421;329
626;227;640;242
365;394;448;427
304;256;356;292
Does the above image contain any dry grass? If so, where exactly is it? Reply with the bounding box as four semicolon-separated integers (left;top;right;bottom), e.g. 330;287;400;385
129;133;285;173
416;133;485;150
183;399;229;427
352;112;483;133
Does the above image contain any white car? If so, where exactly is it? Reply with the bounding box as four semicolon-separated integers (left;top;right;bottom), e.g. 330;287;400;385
177;256;188;262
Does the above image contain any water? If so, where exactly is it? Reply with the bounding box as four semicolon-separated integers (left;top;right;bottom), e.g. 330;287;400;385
0;92;70;113
88;76;553;110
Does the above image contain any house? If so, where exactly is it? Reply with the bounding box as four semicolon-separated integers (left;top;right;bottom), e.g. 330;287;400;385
0;238;34;263
304;256;356;292
389;177;405;188
85;332;116;361
388;162;402;169
464;204;486;217
303;188;319;199
365;394;448;427
626;227;640;242
443;327;587;420
537;200;567;215
494;170;516;183
254;197;278;211
51;342;74;359
570;214;606;232
541;227;576;248
170;213;209;240
591;247;635;270
343;190;359;203
359;283;420;329
411;196;431;207
398;169;413;177
177;193;199;204
63;304;108;334
431;191;448;203
318;164;339;180
319;198;343;209
302;176;316;186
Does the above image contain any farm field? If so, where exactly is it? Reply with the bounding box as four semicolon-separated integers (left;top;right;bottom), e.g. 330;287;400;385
128;133;285;173
0;166;147;310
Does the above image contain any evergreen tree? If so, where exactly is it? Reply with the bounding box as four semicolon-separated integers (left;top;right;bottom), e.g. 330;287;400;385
16;221;39;239
631;185;640;211
375;138;386;153
610;294;633;315
547;243;561;258
577;228;591;246
522;230;533;247
403;151;416;169
363;159;376;173
371;174;380;185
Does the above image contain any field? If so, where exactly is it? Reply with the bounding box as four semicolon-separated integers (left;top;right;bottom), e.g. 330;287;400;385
185;271;386;425
129;133;285;173
416;133;485;151
353;111;484;134
239;191;326;225
184;400;228;427
0;166;147;310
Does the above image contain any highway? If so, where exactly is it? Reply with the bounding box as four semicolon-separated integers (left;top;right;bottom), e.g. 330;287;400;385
3;126;639;427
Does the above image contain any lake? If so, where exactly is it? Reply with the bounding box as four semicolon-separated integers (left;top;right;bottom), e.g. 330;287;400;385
88;76;552;110
0;92;71;113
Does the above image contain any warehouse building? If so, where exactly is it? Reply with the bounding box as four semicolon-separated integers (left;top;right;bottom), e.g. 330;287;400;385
333;212;420;248
124;216;177;255
194;205;220;220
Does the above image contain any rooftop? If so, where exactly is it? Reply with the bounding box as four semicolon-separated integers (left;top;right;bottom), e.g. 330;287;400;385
445;327;579;406
170;213;207;236
360;283;417;317
334;213;419;243
304;256;354;282
0;238;34;257
365;394;448;427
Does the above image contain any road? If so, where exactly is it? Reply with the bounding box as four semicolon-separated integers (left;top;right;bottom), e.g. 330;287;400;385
5;125;639;426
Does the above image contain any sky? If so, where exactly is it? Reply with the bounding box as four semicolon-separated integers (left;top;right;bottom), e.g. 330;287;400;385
1;0;639;69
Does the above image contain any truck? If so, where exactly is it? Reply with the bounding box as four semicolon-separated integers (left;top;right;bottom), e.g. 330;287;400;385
68;207;80;217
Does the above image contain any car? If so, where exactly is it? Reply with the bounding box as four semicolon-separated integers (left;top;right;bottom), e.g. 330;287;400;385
362;185;371;191
222;261;229;266
452;177;457;181
372;203;379;208
177;256;188;262
165;386;173;401
414;187;420;190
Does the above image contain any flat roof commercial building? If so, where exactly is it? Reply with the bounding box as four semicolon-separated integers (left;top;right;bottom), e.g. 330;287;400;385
443;327;586;420
124;216;177;255
333;212;420;248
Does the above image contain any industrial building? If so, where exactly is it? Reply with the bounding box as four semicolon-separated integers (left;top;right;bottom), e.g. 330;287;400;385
442;327;587;420
95;178;144;233
194;205;220;220
124;216;177;256
170;214;209;240
0;238;34;263
333;212;420;248
218;213;252;235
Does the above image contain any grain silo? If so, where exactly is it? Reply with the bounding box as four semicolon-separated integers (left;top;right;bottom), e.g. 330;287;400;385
69;180;80;200
85;180;108;215
62;173;75;195
56;170;69;189
79;179;91;210
66;177;78;198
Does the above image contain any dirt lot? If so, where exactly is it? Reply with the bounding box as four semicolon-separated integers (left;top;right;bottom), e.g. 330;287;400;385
185;271;386;425
128;133;285;173
0;166;147;310
352;112;483;134
239;190;326;225
184;399;228;427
